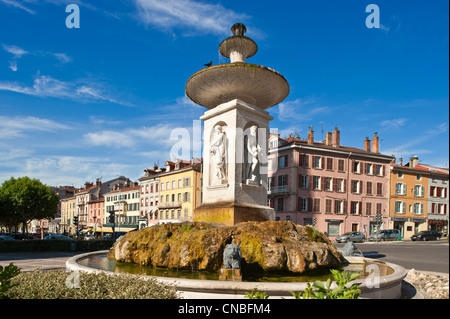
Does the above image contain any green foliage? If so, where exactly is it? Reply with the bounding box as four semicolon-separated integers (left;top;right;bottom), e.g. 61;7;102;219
245;288;269;299
0;263;21;298
247;269;362;300
290;269;361;299
4;270;178;299
0;177;59;233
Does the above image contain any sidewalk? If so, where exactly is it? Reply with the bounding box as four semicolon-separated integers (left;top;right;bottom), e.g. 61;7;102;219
0;251;82;272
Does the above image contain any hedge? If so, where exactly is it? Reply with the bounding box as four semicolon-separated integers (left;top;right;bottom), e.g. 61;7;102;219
0;239;114;252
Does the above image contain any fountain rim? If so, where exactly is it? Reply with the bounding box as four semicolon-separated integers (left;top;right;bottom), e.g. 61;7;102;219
66;250;407;297
185;62;290;109
218;35;258;59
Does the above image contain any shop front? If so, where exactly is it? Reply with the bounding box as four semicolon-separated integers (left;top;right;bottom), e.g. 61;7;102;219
428;218;448;237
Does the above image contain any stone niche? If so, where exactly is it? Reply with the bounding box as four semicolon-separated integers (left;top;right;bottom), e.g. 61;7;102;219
194;99;275;226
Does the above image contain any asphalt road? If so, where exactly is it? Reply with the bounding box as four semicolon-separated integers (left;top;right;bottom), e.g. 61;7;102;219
334;240;449;273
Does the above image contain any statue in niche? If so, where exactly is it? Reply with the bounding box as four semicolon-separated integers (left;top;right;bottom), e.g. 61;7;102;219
210;124;227;183
244;125;261;185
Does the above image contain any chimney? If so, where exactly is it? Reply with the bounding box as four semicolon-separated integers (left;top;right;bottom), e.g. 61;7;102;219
410;155;419;168
372;132;379;153
325;132;332;146
399;157;403;166
307;126;314;144
332;127;340;148
364;137;371;152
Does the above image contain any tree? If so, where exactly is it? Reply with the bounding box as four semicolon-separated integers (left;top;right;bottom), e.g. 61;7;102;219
0;177;59;235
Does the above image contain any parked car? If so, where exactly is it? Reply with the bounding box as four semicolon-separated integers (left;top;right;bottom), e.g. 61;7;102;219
369;229;401;242
0;235;15;240
335;231;366;243
83;234;96;241
411;231;442;241
44;234;74;241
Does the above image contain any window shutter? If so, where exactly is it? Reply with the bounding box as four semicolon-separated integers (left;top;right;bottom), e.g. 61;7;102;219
305;154;309;168
359;202;362;215
343;200;348;214
308;198;313;212
299;154;303;167
321;177;325;191
343;179;347;192
359;180;363;194
402;202;406;214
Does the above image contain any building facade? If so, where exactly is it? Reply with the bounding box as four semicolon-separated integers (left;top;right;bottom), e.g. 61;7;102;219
103;185;141;234
138;166;161;229
157;158;202;224
389;157;429;239
415;163;449;236
268;128;394;240
60;196;77;235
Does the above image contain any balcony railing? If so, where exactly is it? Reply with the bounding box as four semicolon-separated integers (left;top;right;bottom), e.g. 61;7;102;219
268;185;289;194
157;201;182;209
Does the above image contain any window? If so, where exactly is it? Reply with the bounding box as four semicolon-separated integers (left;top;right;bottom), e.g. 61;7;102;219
326;158;333;170
327;223;340;237
277;197;284;211
351;201;361;215
278;175;288;186
184;192;190;202
313;176;321;190
351;180;361;194
172;180;176;189
300;198;308;212
414;185;424;197
412;202;424;215
397;171;404;179
334;178;344;192
395;183;406;195
376;165;383;176
325;177;332;191
166;182;170;190
338;159;345;172
313;198;320;212
178;179;182;188
299;154;309;167
395;201;406;214
177;193;182;202
279;155;288;168
313;156;322;169
353;161;361;173
366;163;373;175
416;174;422;181
184;178;190;187
366;202;372;215
376;203;382;215
376;183;383;196
366;181;373;195
299;175;308;188
430;186;436;197
335;200;344;214
325;199;332;213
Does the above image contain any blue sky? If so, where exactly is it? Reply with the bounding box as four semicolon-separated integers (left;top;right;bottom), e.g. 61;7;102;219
0;0;448;187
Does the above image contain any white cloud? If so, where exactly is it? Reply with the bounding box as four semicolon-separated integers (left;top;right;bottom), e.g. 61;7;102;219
0;115;70;139
132;0;249;36
0;0;35;14
8;60;18;71
52;52;72;63
380;118;407;130
277;97;331;122
84;123;174;149
0;75;132;106
2;44;29;58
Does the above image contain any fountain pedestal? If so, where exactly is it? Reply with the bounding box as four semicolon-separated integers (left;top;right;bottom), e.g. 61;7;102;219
186;23;289;226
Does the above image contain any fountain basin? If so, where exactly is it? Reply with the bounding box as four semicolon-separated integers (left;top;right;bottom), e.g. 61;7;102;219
66;250;407;299
185;63;289;109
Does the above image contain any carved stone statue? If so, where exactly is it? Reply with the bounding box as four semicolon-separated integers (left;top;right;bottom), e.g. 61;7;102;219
245;125;261;184
339;242;363;257
222;244;241;269
210;125;227;183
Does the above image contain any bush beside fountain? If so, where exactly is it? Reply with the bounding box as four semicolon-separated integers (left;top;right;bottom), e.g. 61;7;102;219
108;221;345;276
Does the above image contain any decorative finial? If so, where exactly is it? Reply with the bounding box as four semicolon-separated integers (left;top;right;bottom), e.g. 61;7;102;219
231;23;246;36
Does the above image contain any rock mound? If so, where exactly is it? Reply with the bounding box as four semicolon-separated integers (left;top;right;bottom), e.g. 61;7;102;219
108;221;344;274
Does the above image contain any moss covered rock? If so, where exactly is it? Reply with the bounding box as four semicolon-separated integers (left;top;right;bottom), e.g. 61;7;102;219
108;221;344;274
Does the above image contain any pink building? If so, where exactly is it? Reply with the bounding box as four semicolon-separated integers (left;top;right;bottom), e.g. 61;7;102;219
268;127;394;240
138;166;161;228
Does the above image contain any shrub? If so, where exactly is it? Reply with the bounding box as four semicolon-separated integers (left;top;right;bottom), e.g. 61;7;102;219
4;270;179;299
0;263;20;298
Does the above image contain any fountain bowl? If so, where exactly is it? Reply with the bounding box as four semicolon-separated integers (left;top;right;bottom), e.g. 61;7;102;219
185;63;290;110
66;250;407;299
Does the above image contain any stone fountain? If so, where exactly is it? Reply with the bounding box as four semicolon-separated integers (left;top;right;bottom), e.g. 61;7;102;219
186;23;289;226
67;24;407;299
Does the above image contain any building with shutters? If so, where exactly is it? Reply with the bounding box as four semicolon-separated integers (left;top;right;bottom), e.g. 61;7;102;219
268;127;394;240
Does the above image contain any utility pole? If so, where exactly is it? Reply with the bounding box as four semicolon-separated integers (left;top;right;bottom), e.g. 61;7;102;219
109;211;116;242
